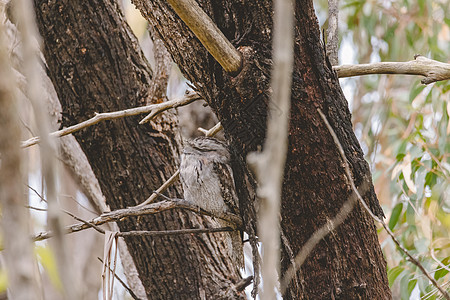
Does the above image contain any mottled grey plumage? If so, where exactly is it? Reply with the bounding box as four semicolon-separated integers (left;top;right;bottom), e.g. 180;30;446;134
179;137;243;267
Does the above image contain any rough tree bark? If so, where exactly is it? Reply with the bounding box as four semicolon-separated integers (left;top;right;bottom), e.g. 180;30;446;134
34;0;244;299
132;0;392;298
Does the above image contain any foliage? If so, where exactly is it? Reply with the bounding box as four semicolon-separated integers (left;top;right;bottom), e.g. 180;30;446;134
328;0;450;298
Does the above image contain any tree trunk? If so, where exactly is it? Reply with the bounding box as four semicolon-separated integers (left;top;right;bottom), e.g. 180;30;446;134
133;0;392;298
34;0;243;298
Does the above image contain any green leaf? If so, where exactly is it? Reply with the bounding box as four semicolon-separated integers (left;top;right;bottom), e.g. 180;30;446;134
389;203;403;230
409;84;426;103
400;273;416;299
434;256;450;280
388;266;405;287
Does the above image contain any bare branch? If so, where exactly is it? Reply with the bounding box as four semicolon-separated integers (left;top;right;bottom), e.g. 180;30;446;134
146;27;172;105
247;0;294;298
136;171;181;206
326;0;339;65
198;122;223;137
333;55;450;84
116;227;234;237
166;0;242;75
21;91;201;147
21;55;449;149
33;200;243;242
97;257;141;300
381;223;450;299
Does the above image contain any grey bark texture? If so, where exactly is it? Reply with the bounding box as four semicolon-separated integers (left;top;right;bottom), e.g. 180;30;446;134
33;0;244;299
132;0;391;298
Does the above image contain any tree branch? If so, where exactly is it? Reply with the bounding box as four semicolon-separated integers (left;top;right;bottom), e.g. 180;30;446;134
97;257;141;300
165;0;242;75
21;91;201;148
146;27;172;105
326;0;339;65
33;199;242;241
116;227;234;237
333;55;450;84
21;55;449;150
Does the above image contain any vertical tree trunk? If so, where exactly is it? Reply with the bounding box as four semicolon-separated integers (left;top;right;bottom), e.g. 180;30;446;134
0;8;38;299
133;0;391;298
34;0;243;298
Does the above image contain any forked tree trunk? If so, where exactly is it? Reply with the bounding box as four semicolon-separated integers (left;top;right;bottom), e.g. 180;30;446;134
34;0;244;298
133;0;392;298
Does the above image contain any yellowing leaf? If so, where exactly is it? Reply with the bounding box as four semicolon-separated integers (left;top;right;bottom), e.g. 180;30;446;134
402;153;417;194
447;101;450;135
391;163;403;180
35;245;62;290
0;269;7;293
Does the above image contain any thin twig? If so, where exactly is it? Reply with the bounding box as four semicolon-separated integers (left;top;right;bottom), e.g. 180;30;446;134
33;200;242;241
430;248;450;273
26;184;47;202
381;222;450;300
198;122;223;137
139;91;200;124
26;205;47;212
135;172;181;207
97;257;141;300
116;227;234;237
21;92;201;148
62;209;105;235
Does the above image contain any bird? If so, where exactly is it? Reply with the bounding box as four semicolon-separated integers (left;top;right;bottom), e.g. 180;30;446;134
179;136;243;268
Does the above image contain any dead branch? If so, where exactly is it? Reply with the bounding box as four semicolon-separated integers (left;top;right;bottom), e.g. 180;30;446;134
166;0;242;75
146;27;172;105
116;227;234;237
97;257;141;300
21;55;449;150
33;199;242;242
333;55;450;84
22;91;201;148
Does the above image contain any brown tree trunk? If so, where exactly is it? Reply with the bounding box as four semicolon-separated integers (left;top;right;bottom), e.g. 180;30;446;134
133;0;392;298
34;0;243;298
